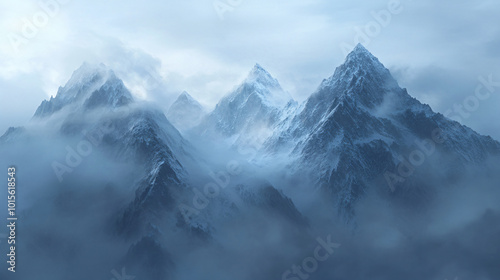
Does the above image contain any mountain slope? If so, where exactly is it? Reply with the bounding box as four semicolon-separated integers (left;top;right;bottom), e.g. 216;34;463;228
197;64;296;148
34;63;133;118
1;63;310;268
265;44;500;219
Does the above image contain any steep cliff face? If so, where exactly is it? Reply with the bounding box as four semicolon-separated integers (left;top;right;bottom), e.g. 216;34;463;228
264;44;500;218
197;63;296;148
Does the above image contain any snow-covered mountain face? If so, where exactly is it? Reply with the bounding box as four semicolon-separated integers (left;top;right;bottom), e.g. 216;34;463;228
0;63;310;280
166;91;206;132
10;64;193;236
2;47;500;280
264;44;500;219
34;63;133;118
197;64;296;149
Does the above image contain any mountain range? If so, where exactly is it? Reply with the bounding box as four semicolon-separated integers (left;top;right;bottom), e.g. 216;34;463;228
1;44;499;280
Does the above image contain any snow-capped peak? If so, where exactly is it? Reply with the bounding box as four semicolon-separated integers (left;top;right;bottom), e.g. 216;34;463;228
244;63;280;88
69;62;109;80
59;62;112;100
195;64;295;142
233;63;293;108
351;43;374;57
318;44;400;96
342;43;386;72
33;63;133;118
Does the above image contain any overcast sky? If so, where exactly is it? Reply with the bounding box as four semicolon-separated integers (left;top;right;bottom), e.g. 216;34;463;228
0;0;499;139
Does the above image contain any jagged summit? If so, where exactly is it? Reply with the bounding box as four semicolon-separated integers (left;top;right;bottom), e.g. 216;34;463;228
351;43;373;56
264;44;500;220
247;63;274;78
343;44;387;74
325;44;398;90
299;44;402;116
68;62;109;82
33;62;133;118
229;63;293;109
292;45;398;128
83;72;133;110
58;62;111;99
196;64;294;142
244;63;282;90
